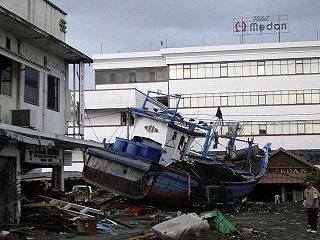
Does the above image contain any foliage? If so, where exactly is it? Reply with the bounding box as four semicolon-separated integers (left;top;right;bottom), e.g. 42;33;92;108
304;171;320;189
91;188;108;197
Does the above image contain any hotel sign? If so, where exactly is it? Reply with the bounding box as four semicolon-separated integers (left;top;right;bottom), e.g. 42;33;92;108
271;168;307;174
233;15;289;36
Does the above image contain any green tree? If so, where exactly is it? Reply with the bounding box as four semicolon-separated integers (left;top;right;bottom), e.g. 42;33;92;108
304;171;320;189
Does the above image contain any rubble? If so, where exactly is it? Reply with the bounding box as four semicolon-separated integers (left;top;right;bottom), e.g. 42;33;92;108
1;189;319;240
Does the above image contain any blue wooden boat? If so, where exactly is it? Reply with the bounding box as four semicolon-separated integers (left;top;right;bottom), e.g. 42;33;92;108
83;91;271;207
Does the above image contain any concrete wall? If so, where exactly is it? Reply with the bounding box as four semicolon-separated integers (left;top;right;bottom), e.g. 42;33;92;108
0;0;66;41
0;20;69;135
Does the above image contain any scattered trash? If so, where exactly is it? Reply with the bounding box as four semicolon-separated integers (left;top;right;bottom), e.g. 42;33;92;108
241;227;253;237
76;218;98;236
151;213;209;239
96;223;111;231
200;210;240;234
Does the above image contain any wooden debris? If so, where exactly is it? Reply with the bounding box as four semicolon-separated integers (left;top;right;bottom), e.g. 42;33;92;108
128;233;155;240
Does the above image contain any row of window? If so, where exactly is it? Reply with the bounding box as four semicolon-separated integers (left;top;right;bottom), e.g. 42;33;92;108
219;120;320;136
96;67;168;84
169;89;320;108
169;58;320;79
0;54;60;111
24;67;60;111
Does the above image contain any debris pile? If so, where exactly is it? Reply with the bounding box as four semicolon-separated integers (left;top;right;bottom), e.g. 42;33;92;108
1;186;312;240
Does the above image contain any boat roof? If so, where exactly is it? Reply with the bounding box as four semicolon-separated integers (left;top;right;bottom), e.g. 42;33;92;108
132;91;213;137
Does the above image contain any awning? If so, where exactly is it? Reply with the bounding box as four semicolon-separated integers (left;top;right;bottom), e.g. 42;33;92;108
0;122;104;149
259;173;307;184
5;130;55;146
0;6;92;64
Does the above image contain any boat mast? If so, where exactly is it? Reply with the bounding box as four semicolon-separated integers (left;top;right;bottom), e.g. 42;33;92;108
202;107;223;157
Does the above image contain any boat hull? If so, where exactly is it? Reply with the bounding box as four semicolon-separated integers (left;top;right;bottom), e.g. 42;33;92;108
83;144;270;206
83;147;198;206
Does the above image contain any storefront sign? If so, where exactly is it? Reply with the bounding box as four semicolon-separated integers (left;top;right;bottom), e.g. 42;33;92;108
25;147;62;165
233;15;289;36
271;168;306;174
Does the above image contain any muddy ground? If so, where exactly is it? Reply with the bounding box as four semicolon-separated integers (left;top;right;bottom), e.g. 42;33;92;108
10;201;319;240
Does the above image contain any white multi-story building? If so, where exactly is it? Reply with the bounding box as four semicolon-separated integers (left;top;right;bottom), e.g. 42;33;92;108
81;41;320;166
0;0;103;223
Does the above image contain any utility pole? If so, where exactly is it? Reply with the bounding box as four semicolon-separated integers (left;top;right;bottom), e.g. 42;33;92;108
126;107;130;140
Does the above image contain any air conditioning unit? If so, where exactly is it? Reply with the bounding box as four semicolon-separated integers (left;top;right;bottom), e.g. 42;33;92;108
11;109;36;129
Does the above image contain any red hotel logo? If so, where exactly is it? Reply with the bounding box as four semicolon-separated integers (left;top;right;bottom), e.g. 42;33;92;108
233;15;289;36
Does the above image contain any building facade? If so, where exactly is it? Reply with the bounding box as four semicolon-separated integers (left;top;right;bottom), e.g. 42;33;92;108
81;42;320;163
0;0;103;223
251;148;319;202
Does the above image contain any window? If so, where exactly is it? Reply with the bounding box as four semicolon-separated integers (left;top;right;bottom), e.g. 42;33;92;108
6;37;10;50
257;61;265;75
250;61;258;75
183;65;190;78
220;120;320;136
47;75;59;111
198;64;206;78
303;59;311;73
155;71;162;81
228;62;235;77
149;72;155;81
109;73;116;83
220;63;228;77
96;71;107;84
129;72;136;82
296;60;303;74
205;64;213;77
24;67;39;105
191;64;198;78
121;111;134;125
280;60;288;74
169;65;177;79
0;55;12;96
243;62;250;76
176;65;183;79
273;61;280;75
142;72;149;82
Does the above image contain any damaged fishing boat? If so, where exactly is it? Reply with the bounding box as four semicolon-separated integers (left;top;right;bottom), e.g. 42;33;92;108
83;91;271;207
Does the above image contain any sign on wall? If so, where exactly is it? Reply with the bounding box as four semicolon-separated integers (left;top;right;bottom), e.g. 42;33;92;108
233;15;289;36
25;147;62;165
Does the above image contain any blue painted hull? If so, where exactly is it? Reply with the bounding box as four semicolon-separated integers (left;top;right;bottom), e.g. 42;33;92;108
83;144;270;206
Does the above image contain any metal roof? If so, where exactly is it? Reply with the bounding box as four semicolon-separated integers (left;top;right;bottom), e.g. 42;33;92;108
0;5;92;64
259;172;308;184
0;123;104;150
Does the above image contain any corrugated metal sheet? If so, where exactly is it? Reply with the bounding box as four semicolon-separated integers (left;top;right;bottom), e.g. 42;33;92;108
6;130;55;146
259;173;307;184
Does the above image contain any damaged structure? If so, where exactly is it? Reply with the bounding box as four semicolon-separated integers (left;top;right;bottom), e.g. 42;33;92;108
0;0;102;223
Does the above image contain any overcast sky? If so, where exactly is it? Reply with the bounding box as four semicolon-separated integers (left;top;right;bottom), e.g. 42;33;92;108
50;0;320;89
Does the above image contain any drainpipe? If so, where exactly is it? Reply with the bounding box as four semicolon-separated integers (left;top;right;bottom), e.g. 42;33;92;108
42;73;46;131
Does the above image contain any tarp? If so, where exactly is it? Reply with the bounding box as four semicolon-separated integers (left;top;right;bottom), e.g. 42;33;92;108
200;210;240;234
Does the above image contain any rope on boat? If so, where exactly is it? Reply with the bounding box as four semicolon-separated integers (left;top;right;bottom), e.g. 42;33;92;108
188;174;191;200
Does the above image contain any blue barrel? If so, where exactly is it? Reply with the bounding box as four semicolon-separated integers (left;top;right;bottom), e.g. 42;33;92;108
113;137;128;152
146;147;162;162
125;141;139;155
138;144;148;158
